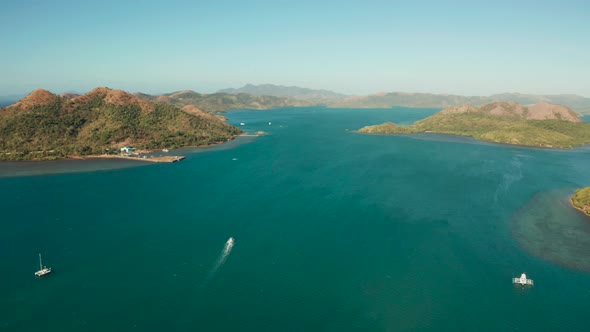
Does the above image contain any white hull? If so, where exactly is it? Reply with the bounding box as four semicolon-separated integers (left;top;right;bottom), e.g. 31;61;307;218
512;273;533;286
512;278;533;285
35;254;52;277
35;268;52;277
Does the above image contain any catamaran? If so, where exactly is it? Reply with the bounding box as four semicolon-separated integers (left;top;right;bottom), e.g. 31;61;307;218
35;253;52;277
512;272;533;286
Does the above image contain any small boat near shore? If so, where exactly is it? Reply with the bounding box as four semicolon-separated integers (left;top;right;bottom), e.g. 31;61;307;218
35;253;52;277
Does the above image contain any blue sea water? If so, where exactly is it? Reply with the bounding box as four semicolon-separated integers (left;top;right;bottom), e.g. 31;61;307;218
1;107;590;331
0;100;18;108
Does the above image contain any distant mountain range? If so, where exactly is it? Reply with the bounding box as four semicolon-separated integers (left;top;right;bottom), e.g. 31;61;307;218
136;90;311;113
218;84;348;101
331;92;590;114
217;84;590;113
3;85;590;114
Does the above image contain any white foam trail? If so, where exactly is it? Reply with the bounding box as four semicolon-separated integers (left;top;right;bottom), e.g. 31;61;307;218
493;157;523;206
201;237;234;288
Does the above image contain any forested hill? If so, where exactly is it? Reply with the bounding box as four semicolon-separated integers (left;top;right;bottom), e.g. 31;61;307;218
0;87;241;160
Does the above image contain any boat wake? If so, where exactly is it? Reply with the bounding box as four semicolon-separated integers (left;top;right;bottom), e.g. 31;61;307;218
201;237;235;288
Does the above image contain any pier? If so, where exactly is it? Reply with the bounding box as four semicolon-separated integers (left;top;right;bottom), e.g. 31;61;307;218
86;155;185;163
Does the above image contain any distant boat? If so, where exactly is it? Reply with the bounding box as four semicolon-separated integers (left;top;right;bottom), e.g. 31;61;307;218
268;122;272;125
240;122;245;126
162;148;169;152
512;272;533;286
35;253;52;277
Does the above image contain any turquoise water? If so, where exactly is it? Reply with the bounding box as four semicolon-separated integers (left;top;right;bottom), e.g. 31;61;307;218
1;107;590;331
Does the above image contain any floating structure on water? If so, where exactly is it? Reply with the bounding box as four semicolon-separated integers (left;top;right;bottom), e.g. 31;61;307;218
512;272;533;286
35;253;52;277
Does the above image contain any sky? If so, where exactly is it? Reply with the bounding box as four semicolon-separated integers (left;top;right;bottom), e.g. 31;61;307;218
1;0;589;96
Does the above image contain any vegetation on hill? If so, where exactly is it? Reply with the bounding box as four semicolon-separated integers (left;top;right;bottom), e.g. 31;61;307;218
571;187;590;216
137;90;311;113
0;88;241;160
358;102;590;149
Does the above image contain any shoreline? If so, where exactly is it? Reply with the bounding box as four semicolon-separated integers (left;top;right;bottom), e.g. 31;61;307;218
0;135;242;163
570;197;590;217
356;130;581;150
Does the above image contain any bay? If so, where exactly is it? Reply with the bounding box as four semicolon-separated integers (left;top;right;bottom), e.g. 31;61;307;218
1;107;590;331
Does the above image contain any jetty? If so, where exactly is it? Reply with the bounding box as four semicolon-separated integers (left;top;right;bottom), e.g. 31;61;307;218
86;155;185;163
512;272;534;286
141;155;185;163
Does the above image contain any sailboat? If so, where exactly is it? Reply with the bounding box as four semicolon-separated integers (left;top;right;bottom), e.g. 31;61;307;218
35;253;52;277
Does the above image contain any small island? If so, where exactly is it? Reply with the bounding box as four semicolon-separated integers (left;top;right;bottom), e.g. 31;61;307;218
571;187;590;216
358;102;590;149
0;87;242;161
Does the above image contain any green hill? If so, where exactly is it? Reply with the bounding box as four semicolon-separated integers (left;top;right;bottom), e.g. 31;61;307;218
358;102;590;149
136;90;311;113
0;87;241;160
571;187;590;216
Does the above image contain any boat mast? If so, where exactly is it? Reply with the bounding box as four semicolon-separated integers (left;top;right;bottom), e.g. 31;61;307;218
39;253;42;269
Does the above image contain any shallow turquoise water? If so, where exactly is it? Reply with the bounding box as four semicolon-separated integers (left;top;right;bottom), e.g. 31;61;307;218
1;107;590;331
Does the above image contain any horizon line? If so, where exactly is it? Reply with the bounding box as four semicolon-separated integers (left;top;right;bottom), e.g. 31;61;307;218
2;84;590;100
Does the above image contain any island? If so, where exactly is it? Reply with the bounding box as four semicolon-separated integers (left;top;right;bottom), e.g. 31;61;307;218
571;187;590;216
0;87;241;161
358;101;590;149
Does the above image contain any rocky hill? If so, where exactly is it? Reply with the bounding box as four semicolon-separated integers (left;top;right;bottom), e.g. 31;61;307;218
439;101;581;122
359;102;590;149
0;87;241;160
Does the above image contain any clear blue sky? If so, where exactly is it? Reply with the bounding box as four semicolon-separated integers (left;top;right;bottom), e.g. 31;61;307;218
1;0;589;96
